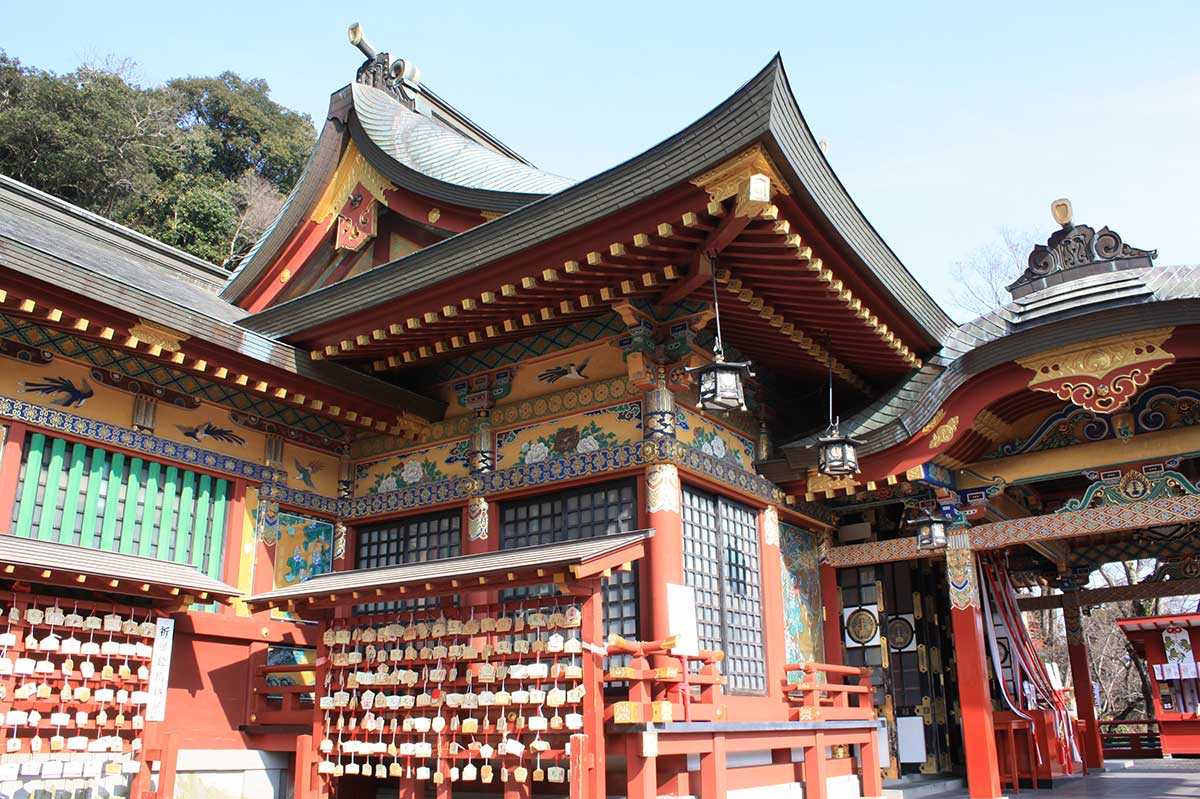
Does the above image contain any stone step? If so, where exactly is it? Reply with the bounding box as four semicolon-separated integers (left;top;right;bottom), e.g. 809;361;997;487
882;775;966;799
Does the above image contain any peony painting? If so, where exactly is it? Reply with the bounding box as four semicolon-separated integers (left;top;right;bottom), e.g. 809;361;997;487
495;401;642;468
356;439;470;495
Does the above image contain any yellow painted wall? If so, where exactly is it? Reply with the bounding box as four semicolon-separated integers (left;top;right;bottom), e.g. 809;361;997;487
677;406;756;470
438;340;626;419
282;442;341;496
354;438;471;495
494;401;643;468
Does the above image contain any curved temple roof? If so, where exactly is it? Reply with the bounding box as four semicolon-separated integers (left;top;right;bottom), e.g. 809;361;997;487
778;262;1200;469
240;56;954;348
352;82;573;197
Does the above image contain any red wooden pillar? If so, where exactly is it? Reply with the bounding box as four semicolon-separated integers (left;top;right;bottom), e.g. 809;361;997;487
819;532;843;666
0;422;26;528
581;583;608;799
803;731;829;799
157;731;180;798
860;727;884;798
947;544;1001;799
698;732;728;799
1063;602;1104;770
643;463;684;642
760;507;786;700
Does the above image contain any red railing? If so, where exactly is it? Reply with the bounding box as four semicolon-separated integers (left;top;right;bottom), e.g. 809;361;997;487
1099;719;1162;758
783;662;875;721
603;634;726;723
249;662;316;726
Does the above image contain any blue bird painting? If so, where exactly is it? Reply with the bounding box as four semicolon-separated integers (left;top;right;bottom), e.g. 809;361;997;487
294;458;324;490
19;376;94;408
176;421;246;446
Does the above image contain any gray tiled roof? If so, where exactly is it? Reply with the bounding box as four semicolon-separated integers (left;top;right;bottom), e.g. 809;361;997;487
246;529;652;608
0;174;445;420
780;263;1200;466
0;535;240;600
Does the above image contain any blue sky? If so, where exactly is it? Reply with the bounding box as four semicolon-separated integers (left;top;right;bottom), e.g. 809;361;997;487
4;1;1198;318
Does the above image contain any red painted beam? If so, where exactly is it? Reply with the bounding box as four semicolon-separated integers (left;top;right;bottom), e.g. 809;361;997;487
242;218;333;313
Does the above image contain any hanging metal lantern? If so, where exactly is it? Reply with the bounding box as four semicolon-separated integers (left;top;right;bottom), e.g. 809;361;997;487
815;421;863;476
690;355;754;412
912;510;948;551
687;255;753;412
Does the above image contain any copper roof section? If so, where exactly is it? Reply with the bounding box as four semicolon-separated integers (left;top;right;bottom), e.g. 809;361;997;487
245;529;652;611
0;536;241;603
351;82;573;198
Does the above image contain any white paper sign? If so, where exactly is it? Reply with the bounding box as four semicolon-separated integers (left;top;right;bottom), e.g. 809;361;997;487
145;617;175;722
665;583;700;657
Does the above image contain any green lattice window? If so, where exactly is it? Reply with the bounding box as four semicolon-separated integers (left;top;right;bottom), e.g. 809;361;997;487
9;432;230;581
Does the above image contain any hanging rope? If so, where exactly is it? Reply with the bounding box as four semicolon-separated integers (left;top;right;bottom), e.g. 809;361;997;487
983;555;1084;773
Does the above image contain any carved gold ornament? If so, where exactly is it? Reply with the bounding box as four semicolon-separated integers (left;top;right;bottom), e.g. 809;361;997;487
646;463;681;515
762;506;780;547
689;144;791;216
310;143;393;224
945;545;978;610
129;321;189;353
928;415;960;449
467;496;489;541
1016;328;1175;414
806;469;860;495
918;409;945;437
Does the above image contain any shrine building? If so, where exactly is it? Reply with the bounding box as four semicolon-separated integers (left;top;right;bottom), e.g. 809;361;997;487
0;23;1198;799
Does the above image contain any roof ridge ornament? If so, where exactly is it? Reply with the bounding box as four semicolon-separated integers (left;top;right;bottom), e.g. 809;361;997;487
1008;197;1157;299
348;22;424;110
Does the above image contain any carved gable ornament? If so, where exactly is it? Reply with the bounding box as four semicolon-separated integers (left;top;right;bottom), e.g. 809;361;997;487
689;144;791;217
1016;328;1175;414
1008;200;1156;299
335;183;378;252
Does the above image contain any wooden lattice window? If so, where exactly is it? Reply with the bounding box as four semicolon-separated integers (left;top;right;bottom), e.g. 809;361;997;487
354;509;461;614
682;486;766;694
498;479;640;643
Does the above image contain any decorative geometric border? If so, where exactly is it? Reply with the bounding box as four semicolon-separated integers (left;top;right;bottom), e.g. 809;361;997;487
352;375;639;458
0;395;270;482
430;314;629;381
828;493;1200;567
0;315;346;439
337;437;828;524
0;394;821;528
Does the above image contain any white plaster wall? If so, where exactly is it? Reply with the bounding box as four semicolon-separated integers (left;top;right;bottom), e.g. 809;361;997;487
170;749;289;799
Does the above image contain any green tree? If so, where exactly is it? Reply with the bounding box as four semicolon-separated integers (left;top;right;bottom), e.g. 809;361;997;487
0;52;314;268
168;72;314;191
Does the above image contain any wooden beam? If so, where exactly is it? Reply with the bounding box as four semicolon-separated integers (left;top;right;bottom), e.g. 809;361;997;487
657;251;712;309
1018;577;1200;611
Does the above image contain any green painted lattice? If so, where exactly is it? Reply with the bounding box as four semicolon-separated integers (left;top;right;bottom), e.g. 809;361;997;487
10;432;229;581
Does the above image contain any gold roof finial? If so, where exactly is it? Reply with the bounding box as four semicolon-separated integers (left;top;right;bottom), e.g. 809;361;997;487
1051;198;1073;228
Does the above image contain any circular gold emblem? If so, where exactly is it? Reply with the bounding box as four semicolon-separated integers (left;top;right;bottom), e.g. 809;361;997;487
887;616;915;651
846;608;878;645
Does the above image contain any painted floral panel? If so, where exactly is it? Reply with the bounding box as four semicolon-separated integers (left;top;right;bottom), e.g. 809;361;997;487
780;523;824;666
262;511;335;590
355;439;471;495
495;401;642;468
677;406;755;469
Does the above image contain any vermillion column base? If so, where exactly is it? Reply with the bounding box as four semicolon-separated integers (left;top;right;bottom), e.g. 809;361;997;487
947;545;1002;799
